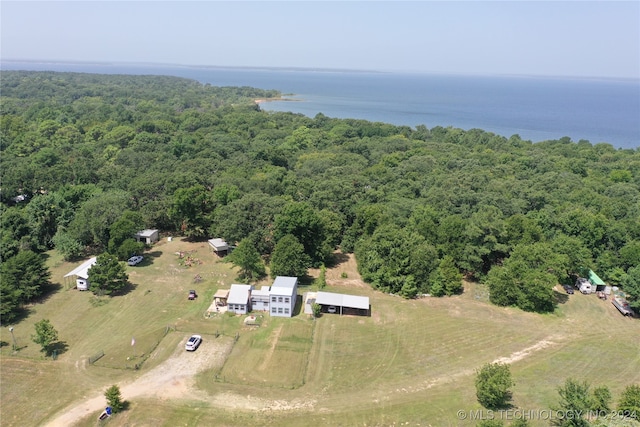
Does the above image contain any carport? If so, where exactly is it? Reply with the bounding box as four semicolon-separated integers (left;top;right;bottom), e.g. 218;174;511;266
315;291;370;316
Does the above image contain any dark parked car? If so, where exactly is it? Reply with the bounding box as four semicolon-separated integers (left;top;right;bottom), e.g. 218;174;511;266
563;284;574;295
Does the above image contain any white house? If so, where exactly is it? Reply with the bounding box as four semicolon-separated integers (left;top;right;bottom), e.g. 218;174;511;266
269;276;298;317
251;286;271;311
227;284;251;314
135;229;159;244
64;257;97;291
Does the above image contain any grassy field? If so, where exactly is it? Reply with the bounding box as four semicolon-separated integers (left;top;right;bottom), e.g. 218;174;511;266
1;238;639;427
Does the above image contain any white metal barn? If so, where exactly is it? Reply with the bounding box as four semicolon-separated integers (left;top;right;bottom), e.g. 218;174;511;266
315;291;370;316
64;257;98;291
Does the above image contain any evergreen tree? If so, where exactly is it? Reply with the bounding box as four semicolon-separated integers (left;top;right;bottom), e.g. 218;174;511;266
88;253;129;296
104;384;125;413
430;255;463;296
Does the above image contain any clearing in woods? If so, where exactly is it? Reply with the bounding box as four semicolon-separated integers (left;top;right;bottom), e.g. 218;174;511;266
1;240;639;427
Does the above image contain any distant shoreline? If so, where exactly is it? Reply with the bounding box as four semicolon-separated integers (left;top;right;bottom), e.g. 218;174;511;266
255;96;302;104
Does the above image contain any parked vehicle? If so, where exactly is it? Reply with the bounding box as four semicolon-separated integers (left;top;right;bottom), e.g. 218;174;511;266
185;335;202;351
327;306;337;314
563;285;574;295
127;255;144;266
612;297;634;316
188;290;197;300
575;277;592;294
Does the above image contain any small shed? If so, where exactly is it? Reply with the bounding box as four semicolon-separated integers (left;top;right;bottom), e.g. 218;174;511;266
64;257;97;290
303;292;318;315
588;270;607;292
135;229;159;244
208;238;229;256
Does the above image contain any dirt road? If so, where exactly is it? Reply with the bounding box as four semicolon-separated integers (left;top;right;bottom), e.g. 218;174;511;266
43;335;232;427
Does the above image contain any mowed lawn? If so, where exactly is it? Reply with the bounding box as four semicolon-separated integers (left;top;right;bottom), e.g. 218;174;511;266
215;317;314;388
2;240;640;427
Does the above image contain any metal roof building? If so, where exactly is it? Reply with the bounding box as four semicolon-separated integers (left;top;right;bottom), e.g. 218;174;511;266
227;284;251;315
270;276;298;297
208;238;229;256
315;291;370;316
64;257;97;290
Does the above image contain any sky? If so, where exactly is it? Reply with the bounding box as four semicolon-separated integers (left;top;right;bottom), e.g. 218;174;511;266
1;1;639;79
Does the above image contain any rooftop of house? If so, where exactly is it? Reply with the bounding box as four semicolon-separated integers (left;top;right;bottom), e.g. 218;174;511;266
270;276;298;296
228;284;251;305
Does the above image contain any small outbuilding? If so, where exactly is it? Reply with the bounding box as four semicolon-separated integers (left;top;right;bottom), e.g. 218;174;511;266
303;292;318;315
135;229;159;244
588;270;607;292
64;257;98;291
315;291;370;316
208;238;229;256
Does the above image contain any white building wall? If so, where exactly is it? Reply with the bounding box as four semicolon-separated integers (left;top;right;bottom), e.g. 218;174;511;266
228;303;248;315
269;293;295;317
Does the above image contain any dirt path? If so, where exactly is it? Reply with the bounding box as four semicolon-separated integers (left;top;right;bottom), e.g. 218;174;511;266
43;335;233;427
382;336;562;397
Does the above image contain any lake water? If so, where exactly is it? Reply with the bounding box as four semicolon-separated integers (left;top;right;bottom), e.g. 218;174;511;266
2;61;638;149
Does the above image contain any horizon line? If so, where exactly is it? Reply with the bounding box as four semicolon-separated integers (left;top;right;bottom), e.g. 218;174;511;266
2;58;639;82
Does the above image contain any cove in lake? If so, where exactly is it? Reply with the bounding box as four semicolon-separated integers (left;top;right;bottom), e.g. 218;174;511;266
3;61;639;149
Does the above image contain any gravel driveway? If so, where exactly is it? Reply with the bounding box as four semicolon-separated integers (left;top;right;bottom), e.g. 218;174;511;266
44;333;233;427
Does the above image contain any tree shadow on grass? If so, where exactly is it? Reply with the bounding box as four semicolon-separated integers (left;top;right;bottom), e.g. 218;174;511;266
33;281;63;305
326;252;350;268
554;289;570;305
48;340;69;357
140;251;162;265
297;274;316;287
4;282;64;325
111;281;137;297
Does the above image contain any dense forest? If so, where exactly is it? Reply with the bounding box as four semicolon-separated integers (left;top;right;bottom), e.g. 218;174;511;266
1;71;639;322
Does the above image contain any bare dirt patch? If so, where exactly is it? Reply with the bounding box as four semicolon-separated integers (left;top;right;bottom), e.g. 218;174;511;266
44;334;233;427
308;252;367;289
492;337;560;364
382;336;562;397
